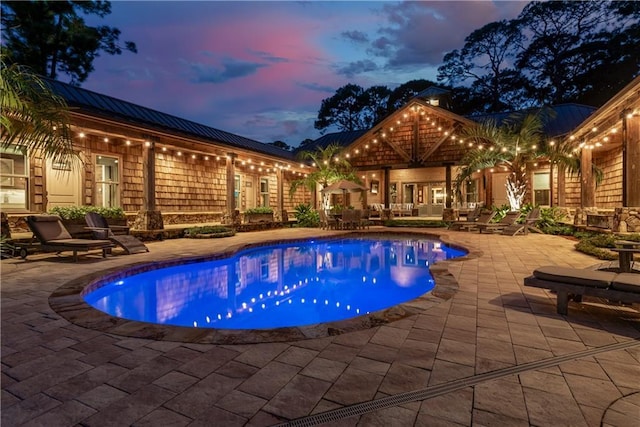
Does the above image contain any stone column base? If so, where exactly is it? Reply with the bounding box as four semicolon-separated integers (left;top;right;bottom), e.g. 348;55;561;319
133;210;164;231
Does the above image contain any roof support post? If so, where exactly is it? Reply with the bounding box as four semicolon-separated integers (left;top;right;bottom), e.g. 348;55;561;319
143;139;156;212
276;167;284;220
623;113;640;206
444;163;453;209
134;138;164;230
580;148;595;208
226;153;237;221
383;166;391;209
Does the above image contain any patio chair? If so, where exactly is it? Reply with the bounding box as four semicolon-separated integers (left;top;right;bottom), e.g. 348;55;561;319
24;214;114;262
477;211;522;234
457;210;497;232
359;209;372;229
502;207;541;236
448;205;484;230
85;212;149;254
339;209;357;230
281;210;297;228
319;209;337;230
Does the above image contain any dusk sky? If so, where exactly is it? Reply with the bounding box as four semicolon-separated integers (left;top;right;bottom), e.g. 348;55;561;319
82;1;528;147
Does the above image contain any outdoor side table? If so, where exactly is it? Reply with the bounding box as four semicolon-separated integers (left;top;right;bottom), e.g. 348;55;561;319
611;240;640;273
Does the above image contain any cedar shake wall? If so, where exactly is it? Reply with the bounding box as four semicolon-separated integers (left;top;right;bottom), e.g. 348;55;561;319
390;167;446;183
594;148;623;208
563;174;582;207
155;153;227;212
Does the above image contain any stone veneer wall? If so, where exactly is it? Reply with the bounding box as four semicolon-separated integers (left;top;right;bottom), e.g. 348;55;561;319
613;207;640;233
594;148;623;208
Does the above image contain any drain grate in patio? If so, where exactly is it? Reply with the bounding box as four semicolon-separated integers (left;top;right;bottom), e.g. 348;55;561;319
278;339;640;427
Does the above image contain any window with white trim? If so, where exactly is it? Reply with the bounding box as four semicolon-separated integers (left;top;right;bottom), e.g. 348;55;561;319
533;172;550;206
0;146;29;210
95;155;120;207
260;178;269;207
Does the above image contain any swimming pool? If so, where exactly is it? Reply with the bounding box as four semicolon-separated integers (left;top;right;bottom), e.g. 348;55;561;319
83;236;466;330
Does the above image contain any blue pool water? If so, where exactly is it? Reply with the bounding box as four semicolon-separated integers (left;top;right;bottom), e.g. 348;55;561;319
84;237;466;329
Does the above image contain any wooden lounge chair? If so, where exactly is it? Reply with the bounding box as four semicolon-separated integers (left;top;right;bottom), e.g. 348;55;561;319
448;205;483;230
524;265;640;315
24;215;114;262
85;212;149;254
457;210;497;232
477;211;522;234
501;207;541;236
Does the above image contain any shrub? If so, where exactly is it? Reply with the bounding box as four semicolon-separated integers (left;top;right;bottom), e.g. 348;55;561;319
183;225;235;238
573;233;640;260
384;219;448;228
542;225;575;235
293;203;320;228
575;238;617;260
244;207;273;214
49;205;126;220
491;204;511;222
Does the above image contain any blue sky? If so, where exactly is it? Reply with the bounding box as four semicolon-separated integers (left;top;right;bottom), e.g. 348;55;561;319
82;1;528;146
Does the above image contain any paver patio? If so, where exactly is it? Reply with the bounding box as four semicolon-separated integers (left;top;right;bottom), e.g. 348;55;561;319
2;227;639;426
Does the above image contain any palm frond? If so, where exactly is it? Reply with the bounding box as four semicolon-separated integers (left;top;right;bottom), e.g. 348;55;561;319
1;56;79;167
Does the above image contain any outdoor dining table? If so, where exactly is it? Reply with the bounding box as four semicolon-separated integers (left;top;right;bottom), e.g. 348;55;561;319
611;240;640;273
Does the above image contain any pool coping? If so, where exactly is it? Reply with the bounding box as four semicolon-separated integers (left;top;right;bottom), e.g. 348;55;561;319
48;231;482;344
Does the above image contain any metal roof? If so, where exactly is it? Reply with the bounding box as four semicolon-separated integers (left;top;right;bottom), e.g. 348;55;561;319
44;78;295;160
294;129;369;154
467;104;596;138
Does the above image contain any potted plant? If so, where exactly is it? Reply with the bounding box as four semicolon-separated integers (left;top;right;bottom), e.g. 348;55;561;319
244;207;274;224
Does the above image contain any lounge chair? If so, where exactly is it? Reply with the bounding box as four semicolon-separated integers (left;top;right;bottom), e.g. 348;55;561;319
524;265;640;315
448;205;483;230
456;210;497;232
477;211;522;234
502;207;541;236
24;215;114;262
85;212;149;254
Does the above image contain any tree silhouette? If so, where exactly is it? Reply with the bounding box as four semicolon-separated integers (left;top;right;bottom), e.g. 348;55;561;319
2;1;137;85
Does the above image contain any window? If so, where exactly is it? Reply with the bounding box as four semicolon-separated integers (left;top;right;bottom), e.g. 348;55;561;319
403;184;414;204
533;172;550;206
0;147;29;210
234;175;241;209
95;155;120;207
465;179;478;206
431;186;445;205
260;178;269;207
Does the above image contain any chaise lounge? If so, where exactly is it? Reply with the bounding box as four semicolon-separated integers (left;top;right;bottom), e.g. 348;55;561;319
524;265;640;315
85;212;149;254
501;207;541;236
25;215;114;262
477;211;522;234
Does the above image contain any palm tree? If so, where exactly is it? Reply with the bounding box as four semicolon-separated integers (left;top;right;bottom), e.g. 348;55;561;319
290;143;360;210
543;138;579;207
455;112;547;211
1;54;77;164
